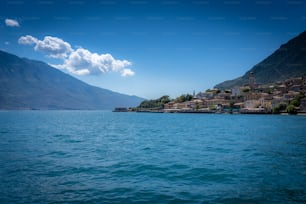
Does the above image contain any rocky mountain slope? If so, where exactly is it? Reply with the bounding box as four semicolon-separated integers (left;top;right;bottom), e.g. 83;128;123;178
0;50;143;110
215;30;306;89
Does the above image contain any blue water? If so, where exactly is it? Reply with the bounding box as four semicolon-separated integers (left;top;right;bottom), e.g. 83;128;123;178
0;111;305;203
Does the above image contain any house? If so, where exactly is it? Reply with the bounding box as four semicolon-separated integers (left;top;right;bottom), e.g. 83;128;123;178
206;99;229;109
259;95;272;111
244;92;261;100
276;84;287;94
234;102;244;109
217;92;231;100
196;91;214;99
283;91;300;100
231;86;241;97
290;85;303;92
164;101;175;109
189;99;208;109
257;85;271;94
244;100;260;109
173;102;188;109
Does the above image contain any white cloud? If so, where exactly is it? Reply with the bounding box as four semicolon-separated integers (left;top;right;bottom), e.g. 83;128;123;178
18;35;72;59
5;19;20;27
55;48;132;76
35;36;73;59
121;68;135;77
18;35;38;45
18;35;134;77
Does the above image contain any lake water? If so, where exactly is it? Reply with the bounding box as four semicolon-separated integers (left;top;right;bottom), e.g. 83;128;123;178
0;111;305;203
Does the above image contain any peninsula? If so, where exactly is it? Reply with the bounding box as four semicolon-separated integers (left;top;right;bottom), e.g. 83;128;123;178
122;30;306;115
131;75;305;115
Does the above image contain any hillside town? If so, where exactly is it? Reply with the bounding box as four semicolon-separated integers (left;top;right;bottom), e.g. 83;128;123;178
126;73;306;114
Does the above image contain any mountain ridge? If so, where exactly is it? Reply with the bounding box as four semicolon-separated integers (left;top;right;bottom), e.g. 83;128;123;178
215;30;306;89
0;50;144;110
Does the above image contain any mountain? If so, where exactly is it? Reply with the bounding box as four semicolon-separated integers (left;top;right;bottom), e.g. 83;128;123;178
215;30;306;89
0;50;144;110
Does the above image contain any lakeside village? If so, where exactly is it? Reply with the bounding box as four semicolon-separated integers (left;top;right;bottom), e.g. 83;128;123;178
115;73;306;115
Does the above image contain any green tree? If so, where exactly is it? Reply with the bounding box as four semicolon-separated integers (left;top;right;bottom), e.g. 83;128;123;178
286;104;297;114
175;94;193;103
290;93;304;107
291;99;300;107
273;103;287;114
286;93;305;113
242;88;250;93
160;95;171;104
195;102;200;110
138;95;171;110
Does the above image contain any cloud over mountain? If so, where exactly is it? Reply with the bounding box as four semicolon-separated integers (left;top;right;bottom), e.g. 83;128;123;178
53;48;133;77
121;68;135;77
19;35;72;59
0;50;143;110
5;19;19;27
18;35;134;77
18;35;38;45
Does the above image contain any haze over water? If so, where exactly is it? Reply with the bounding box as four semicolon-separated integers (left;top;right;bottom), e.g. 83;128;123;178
1;111;306;203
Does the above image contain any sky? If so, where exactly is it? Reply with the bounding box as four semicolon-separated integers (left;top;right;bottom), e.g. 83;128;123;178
0;0;306;99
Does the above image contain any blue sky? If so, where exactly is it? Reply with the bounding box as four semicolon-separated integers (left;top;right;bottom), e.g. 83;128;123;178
1;0;306;99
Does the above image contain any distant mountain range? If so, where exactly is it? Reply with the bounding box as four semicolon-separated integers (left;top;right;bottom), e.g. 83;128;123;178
0;51;144;110
215;30;306;89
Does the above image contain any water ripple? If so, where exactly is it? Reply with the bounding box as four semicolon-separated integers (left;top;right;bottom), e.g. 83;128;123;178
0;111;306;203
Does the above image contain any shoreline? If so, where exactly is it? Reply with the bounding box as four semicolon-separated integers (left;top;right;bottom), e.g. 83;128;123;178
114;108;306;115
